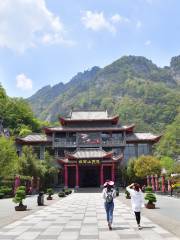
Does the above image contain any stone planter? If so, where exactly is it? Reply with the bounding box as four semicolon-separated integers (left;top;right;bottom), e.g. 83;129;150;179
15;205;27;211
145;203;155;209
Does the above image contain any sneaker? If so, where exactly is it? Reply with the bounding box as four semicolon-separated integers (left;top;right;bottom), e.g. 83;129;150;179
138;225;142;230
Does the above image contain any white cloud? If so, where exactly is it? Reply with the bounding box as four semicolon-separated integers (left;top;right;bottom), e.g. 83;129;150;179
16;73;32;90
136;20;142;29
81;11;116;33
0;0;74;53
145;40;151;46
111;14;130;24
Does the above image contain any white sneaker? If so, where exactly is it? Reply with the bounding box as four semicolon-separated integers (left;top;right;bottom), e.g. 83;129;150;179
138;225;142;230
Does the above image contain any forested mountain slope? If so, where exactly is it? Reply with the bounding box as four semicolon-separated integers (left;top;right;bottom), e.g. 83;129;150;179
28;55;180;133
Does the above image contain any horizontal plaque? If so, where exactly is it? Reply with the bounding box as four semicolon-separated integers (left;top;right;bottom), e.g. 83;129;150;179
78;159;100;165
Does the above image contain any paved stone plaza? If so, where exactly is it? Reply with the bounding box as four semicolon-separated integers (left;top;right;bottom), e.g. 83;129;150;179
0;193;179;240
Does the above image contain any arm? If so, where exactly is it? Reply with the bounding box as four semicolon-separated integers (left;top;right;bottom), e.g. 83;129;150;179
102;188;107;200
126;183;134;195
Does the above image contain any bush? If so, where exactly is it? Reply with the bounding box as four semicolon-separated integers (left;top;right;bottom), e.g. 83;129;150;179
64;189;72;195
0;187;13;196
145;186;153;193
145;192;157;204
125;190;131;199
0;192;5;199
58;192;66;198
47;188;54;196
13;186;26;206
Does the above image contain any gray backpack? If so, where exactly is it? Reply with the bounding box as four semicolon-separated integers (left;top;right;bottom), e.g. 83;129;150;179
106;190;113;203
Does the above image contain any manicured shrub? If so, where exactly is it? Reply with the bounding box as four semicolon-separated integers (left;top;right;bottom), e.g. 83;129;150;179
13;186;26;207
58;192;66;198
46;188;54;200
145;192;156;204
125;190;131;199
145;186;153;193
0;187;12;196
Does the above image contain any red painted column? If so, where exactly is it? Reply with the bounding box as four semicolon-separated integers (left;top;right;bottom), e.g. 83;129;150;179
155;174;159;191
76;164;79;188
100;164;104;186
151;175;155;191
111;164;115;182
64;165;68;188
161;175;165;193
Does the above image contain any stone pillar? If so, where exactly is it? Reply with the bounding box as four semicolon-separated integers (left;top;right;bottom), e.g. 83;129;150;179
64;165;68;188
14;175;21;194
147;175;150;186
111;164;115;182
161;175;165;193
100;164;104;186
155;174;159;191
151;175;155;191
75;164;79;188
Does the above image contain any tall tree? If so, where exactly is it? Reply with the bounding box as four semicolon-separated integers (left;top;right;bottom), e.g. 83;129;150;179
134;155;161;178
0;137;18;177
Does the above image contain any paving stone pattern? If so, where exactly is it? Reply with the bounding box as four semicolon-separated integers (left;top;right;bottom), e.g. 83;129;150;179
0;193;179;240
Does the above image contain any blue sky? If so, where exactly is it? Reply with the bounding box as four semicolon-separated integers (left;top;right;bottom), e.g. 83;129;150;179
0;0;180;98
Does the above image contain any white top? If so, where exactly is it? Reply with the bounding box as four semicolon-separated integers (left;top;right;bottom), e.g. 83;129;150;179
126;186;144;212
102;188;116;202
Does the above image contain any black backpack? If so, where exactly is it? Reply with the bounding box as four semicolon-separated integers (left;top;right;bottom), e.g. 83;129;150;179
106;190;113;203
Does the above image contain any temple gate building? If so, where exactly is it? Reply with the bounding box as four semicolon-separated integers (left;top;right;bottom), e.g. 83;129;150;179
16;110;161;188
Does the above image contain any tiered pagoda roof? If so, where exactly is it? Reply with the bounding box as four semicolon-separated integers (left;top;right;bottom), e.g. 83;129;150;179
43;124;135;133
59;110;119;125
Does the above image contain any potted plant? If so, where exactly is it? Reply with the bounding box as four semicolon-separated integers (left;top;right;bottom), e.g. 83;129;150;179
144;186;156;209
125;190;131;199
47;188;54;200
13;186;27;211
58;192;66;197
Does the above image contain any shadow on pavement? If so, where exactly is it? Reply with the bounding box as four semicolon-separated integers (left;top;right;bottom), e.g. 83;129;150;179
76;188;102;193
113;226;130;230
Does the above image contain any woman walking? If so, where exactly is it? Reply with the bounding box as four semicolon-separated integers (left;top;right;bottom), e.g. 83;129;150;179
102;180;116;230
126;183;144;230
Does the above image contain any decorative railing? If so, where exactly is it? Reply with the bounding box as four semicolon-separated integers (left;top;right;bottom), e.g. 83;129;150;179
53;139;76;148
53;138;125;147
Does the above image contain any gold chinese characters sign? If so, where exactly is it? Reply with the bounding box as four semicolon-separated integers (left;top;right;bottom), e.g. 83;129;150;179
78;159;100;165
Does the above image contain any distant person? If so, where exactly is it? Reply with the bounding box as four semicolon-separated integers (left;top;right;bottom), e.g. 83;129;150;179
126;183;144;230
102;180;116;230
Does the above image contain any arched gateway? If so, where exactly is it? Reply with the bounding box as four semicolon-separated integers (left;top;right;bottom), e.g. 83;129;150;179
16;110;161;188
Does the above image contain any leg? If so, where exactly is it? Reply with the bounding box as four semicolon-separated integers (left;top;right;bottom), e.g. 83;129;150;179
104;203;110;223
109;202;114;225
134;212;141;225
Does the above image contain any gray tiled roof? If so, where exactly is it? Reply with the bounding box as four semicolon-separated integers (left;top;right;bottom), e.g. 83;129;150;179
44;124;135;132
126;133;160;141
67;149;111;159
16;134;52;142
70;111;108;120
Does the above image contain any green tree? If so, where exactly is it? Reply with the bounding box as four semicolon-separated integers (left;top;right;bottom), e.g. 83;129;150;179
18;146;42;177
0;137;18;177
134;155;161;178
155;113;180;159
126;158;141;182
160;156;175;174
